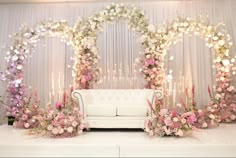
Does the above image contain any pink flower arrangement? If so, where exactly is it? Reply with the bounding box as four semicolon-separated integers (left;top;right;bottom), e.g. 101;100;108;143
145;98;196;137
180;85;219;129
75;48;99;89
13;90;43;129
55;102;63;110
30;88;88;138
145;58;155;66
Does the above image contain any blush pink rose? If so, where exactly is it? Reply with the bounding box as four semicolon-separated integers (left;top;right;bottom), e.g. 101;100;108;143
55;102;63;109
145;58;155;66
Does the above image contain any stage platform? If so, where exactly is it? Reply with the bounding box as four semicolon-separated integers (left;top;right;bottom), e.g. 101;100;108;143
0;124;236;157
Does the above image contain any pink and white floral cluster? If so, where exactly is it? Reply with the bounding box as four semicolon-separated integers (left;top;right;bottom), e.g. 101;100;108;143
181;86;219;129
141;55;164;89
0;20;76;118
212;59;236;122
74;48;99;89
139;16;236;124
145;99;196;137
30;88;88;138
13;90;43;129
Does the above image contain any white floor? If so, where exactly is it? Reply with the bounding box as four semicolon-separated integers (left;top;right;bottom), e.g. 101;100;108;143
0;124;236;157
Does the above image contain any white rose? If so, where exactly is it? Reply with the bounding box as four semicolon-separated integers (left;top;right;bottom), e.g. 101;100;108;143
78;130;83;135
52;128;59;135
146;54;150;58
175;129;183;137
181;118;187;124
173;117;179;122
213;104;218;108
47;125;53;131
24;123;30;129
230;115;236;120
72;121;78;127
215;94;221;100
59;128;64;134
209;114;215;120
202;122;208;128
67;126;73;133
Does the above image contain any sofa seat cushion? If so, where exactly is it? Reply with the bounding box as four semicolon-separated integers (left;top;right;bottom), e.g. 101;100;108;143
116;105;148;117
86;104;116;117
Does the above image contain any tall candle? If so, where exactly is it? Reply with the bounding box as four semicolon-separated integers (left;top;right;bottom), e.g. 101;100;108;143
58;72;61;90
49;91;52;104
126;64;129;78
173;82;177;108
58;72;62;100
51;72;55;104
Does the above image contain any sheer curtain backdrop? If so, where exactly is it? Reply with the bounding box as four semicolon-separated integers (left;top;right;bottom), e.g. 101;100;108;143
0;0;236;122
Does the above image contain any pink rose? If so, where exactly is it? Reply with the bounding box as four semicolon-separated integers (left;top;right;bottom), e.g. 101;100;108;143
85;73;92;81
52;121;58;126
187;113;197;124
67;126;73;133
145;58;155;66
55;102;63;110
52;128;59;135
160;109;168;116
21;114;28;121
164;117;173;126
57;113;65;119
24;123;30;129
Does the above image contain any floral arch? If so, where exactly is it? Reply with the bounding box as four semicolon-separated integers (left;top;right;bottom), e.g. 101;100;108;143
140;16;236;122
73;3;157;89
1;20;80;116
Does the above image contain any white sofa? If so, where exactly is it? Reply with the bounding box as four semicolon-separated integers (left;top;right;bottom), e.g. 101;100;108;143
72;89;154;129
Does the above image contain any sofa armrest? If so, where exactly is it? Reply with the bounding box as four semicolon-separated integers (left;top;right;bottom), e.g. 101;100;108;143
71;91;85;115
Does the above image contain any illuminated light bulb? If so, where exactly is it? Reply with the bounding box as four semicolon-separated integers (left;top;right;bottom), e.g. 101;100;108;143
220;76;225;81
169;69;173;73
216;57;221;63
228;42;233;46
231;58;235;63
225;52;229;56
225;68;229;72
212;36;218;40
222;59;230;66
169;56;174;60
218;40;225;46
167;74;173;81
208;43;213;48
233;71;236;75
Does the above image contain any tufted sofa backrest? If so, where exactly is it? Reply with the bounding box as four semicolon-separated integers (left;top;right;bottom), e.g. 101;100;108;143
72;89;154;109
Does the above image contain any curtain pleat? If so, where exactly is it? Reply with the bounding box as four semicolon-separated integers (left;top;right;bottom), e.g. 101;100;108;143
0;0;236;121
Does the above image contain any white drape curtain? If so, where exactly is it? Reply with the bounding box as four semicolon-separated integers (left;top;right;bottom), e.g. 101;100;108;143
1;0;236;121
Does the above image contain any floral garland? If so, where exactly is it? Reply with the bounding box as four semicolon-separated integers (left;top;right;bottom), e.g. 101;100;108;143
145;97;196;137
29;88;88;138
140;16;236;123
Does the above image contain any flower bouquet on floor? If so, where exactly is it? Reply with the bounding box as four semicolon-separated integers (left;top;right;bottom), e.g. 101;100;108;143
145;97;196;137
181;86;219;129
5;90;43;128
29;87;88;138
